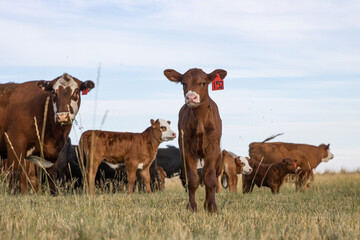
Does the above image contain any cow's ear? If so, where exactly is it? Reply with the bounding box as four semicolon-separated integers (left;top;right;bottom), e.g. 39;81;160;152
326;144;330;149
80;80;95;92
164;69;182;83
37;81;53;91
167;120;171;125
151;119;160;128
208;69;227;83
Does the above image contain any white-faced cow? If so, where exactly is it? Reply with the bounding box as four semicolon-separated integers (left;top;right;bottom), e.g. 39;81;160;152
217;150;253;193
0;73;94;193
79;119;176;194
164;68;226;212
249;134;334;191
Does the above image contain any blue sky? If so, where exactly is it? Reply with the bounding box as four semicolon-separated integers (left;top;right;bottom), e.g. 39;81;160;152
0;0;359;172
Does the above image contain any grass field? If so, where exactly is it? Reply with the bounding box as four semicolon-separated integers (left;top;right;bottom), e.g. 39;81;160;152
0;172;359;240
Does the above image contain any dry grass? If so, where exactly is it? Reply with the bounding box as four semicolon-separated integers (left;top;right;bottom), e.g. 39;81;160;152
0;172;359;240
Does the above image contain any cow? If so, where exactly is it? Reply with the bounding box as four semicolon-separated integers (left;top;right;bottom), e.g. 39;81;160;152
164;68;226;212
217;150;253;193
249;134;334;191
79;118;176;194
156;146;183;178
0;73;94;193
242;158;298;194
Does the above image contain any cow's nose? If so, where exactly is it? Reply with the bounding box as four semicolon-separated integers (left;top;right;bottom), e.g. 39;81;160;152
56;112;70;123
172;132;176;138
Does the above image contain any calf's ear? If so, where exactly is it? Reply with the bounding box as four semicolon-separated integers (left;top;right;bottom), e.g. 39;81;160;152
37;81;53;91
208;69;227;83
164;69;182;83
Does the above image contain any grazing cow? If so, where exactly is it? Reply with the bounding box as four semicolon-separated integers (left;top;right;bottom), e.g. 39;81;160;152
164;68;226;212
249;134;334;191
80;119;176;194
217;150;253;193
157;166;167;190
242;158;297;194
0;74;94;193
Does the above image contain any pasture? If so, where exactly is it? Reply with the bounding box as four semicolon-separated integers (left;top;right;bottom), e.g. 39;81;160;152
0;172;359;240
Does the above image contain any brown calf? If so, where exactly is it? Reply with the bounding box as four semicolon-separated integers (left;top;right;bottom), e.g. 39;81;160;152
164;68;226;212
80;119;175;194
242;158;297;194
217;150;253;193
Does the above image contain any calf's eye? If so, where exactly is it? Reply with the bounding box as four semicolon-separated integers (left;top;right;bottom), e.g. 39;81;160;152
202;82;206;86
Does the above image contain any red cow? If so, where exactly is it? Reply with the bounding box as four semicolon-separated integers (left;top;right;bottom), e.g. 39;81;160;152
0;73;94;193
249;134;334;191
164;68;226;212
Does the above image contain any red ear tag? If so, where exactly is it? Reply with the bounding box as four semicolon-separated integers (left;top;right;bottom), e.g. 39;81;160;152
212;74;224;91
82;88;89;95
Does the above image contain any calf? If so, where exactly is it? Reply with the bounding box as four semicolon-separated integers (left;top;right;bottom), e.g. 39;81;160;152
249;134;334;191
242;158;297;194
217;150;253;193
80;119;176;194
165;68;226;212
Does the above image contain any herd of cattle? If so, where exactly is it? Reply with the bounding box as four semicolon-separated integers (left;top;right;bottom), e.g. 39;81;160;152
0;69;334;213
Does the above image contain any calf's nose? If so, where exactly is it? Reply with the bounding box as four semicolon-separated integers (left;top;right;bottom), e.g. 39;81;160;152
186;94;198;102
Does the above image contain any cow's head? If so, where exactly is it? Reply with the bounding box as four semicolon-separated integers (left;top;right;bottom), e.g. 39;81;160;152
235;156;253;174
164;68;227;108
150;118;176;142
37;73;95;125
282;158;298;173
319;144;334;162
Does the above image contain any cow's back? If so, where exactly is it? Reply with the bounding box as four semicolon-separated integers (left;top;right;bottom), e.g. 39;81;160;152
249;142;321;169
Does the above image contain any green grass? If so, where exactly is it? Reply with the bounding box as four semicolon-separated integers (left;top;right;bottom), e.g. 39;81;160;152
0;173;359;239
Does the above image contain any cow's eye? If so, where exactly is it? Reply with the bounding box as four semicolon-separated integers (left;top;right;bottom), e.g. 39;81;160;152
160;126;167;131
51;90;57;98
202;82;206;86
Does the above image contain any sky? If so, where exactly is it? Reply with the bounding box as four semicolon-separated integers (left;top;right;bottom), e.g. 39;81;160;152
0;0;359;172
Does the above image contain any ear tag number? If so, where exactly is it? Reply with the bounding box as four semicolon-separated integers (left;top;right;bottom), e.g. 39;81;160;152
212;74;224;91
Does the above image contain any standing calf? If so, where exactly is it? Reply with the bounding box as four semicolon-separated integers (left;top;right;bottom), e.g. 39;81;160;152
80;119;176;194
165;68;226;212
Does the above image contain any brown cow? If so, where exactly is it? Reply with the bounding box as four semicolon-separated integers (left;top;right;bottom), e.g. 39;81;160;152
217;150;253;193
0;74;94;193
164;68;226;212
242;158;297;194
249;134;334;191
80;118;176;194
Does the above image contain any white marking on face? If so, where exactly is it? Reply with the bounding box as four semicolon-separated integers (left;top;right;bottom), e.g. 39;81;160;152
240;156;253;174
52;74;80;121
103;161;124;170
185;90;200;107
158;118;176;142
322;149;334;162
70;99;79;120
137;163;144;169
26;147;35;157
